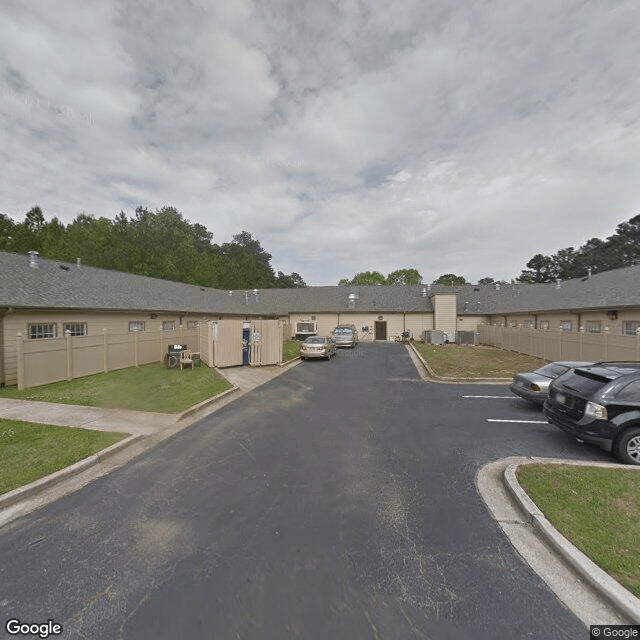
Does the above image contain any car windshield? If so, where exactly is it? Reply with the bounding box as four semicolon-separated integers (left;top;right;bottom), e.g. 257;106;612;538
332;327;353;334
536;363;569;378
305;337;325;344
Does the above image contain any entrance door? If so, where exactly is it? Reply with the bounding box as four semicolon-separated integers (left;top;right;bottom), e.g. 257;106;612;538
242;327;251;365
374;321;387;340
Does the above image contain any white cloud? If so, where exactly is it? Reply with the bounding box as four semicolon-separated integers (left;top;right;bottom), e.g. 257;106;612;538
1;0;639;285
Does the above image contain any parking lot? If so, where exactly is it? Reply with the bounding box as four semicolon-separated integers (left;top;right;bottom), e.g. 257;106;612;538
0;342;612;639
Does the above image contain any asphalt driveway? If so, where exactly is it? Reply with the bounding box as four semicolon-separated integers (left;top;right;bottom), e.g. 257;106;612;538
0;342;610;639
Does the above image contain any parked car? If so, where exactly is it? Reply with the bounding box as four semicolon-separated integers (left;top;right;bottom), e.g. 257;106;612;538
331;324;358;348
300;336;337;360
510;361;594;405
543;361;640;464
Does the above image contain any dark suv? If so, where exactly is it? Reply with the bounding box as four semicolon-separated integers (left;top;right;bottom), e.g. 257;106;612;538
543;362;640;465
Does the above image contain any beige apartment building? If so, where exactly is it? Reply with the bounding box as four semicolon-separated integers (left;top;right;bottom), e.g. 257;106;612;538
2;250;640;387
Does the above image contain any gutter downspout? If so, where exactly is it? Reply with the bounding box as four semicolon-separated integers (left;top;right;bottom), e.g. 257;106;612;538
0;308;9;387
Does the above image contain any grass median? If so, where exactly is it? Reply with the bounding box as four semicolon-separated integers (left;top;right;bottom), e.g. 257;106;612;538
283;339;301;362
0;419;127;495
517;464;640;598
0;362;233;413
413;342;547;378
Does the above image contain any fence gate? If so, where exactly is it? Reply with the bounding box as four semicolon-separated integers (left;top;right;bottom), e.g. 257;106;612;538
250;319;283;366
212;319;245;367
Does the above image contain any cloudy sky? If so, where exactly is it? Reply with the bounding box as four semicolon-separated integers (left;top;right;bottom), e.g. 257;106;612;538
1;1;639;285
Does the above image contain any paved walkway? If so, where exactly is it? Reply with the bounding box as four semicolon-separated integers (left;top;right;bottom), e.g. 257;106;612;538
0;361;299;436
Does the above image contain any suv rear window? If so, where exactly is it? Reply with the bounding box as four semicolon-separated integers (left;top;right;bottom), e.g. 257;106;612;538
555;369;610;395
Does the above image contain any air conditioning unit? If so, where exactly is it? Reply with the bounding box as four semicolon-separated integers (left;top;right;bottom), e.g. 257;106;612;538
295;321;317;338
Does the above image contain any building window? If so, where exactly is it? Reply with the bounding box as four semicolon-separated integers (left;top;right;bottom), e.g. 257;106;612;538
522;320;533;329
63;323;87;336
29;323;56;339
560;320;573;332
623;321;640;336
187;321;199;329
162;321;176;331
129;321;145;332
585;321;601;334
539;320;550;330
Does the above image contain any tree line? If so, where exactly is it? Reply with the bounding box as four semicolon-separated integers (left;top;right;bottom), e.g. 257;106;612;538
0;206;306;290
516;213;640;282
4;206;638;289
339;213;640;286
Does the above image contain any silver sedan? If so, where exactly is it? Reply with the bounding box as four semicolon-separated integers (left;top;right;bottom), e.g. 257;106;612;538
300;336;337;360
510;361;594;405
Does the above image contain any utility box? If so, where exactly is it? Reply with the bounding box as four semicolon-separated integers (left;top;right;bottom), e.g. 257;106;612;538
456;331;480;346
426;330;444;345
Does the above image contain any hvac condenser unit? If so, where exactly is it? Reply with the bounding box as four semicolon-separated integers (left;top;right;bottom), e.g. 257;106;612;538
295;321;317;338
456;331;480;346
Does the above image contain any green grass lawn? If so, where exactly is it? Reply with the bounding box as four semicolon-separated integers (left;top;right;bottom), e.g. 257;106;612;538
0;363;233;413
413;342;547;378
0;419;126;495
283;339;301;362
517;464;640;597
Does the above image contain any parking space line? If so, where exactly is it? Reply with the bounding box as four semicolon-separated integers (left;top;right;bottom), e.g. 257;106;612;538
487;419;549;424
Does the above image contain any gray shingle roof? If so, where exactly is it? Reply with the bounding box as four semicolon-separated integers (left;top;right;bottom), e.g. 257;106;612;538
2;251;640;316
456;266;640;314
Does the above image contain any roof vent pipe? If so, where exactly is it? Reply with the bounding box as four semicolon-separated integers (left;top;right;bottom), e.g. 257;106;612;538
587;267;592;279
556;278;561;289
495;283;500;290
28;251;39;268
422;287;427;297
77;257;81;268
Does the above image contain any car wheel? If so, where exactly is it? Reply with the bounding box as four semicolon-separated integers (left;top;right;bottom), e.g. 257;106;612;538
614;428;640;465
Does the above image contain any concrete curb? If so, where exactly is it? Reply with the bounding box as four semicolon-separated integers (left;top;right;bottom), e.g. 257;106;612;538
406;342;513;384
279;356;301;367
0;434;143;509
176;385;240;421
504;461;640;623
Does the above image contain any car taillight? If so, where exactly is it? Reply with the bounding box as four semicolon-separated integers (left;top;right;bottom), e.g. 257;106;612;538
584;402;608;420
